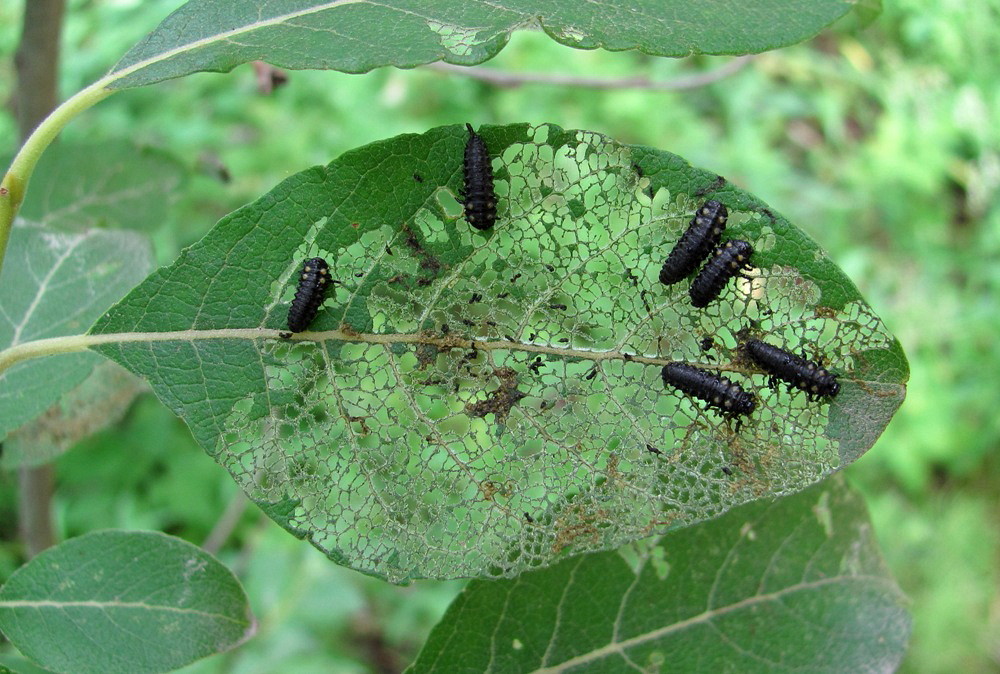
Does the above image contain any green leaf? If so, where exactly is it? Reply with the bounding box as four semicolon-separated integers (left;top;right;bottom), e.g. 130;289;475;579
90;123;907;582
0;530;255;674
108;0;856;89
1;362;147;470
845;0;883;31
0;226;153;442
14;141;185;233
0;652;62;673
409;475;911;672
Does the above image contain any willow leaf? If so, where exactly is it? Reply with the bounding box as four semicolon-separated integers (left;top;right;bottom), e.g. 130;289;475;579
108;0;857;89
91;123;907;581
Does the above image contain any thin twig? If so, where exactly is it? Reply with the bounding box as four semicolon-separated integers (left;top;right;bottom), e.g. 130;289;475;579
203;491;249;555
423;56;753;91
14;0;65;138
15;0;66;560
18;466;55;558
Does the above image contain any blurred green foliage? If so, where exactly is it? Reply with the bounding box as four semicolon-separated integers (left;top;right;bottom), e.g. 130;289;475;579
2;0;998;670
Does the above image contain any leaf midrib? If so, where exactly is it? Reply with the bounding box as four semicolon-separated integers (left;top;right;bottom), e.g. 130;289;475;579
0;599;247;625
107;0;441;86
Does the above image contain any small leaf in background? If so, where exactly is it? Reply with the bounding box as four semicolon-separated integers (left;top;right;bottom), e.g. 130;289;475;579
0;530;255;674
1;361;148;470
14;140;185;234
845;0;884;30
108;0;858;89
0;225;153;441
409;475;911;673
91;123;907;582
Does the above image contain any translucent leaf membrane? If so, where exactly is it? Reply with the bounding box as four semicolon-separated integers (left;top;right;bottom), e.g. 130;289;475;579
92;123;907;581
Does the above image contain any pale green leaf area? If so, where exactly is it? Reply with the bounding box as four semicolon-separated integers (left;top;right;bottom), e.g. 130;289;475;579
410;475;911;673
91;123;906;582
0;530;255;674
12;140;185;234
0;226;153;441
0;651;60;674
109;0;855;88
1;361;148;470
0;652;56;674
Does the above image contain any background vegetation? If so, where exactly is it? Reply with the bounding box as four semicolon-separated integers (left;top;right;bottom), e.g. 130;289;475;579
1;0;997;671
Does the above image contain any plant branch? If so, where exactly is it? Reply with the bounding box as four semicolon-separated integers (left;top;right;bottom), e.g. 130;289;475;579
0;81;113;276
423;56;753;91
14;0;65;138
203;491;249;555
18;465;56;558
13;0;67;560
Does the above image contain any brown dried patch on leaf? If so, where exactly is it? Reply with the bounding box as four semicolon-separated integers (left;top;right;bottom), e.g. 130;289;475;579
479;479;514;502
552;504;610;553
465;367;527;422
347;415;371;435
415;342;440;370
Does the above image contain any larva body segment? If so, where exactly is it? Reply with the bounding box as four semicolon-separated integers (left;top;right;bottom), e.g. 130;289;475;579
743;338;840;400
462;123;497;231
286;257;331;334
661;362;755;419
689;239;754;308
659;200;728;285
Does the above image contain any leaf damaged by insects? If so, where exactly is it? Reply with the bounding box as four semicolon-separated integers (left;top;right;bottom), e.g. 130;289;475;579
90;123;907;582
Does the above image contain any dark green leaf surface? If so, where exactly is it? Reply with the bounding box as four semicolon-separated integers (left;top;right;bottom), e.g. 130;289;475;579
0;531;254;674
410;476;911;673
108;0;855;89
0;226;153;441
91;123;907;581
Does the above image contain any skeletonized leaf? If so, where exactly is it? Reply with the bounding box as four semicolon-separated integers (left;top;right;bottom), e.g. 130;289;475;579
91;123;907;581
0;530;255;674
107;0;857;89
410;475;911;673
0;226;153;441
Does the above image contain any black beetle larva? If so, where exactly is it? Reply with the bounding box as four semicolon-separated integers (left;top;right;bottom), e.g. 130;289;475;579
661;362;755;420
689;240;754;308
286;257;331;334
461;123;496;231
659;200;728;285
743;338;840;401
